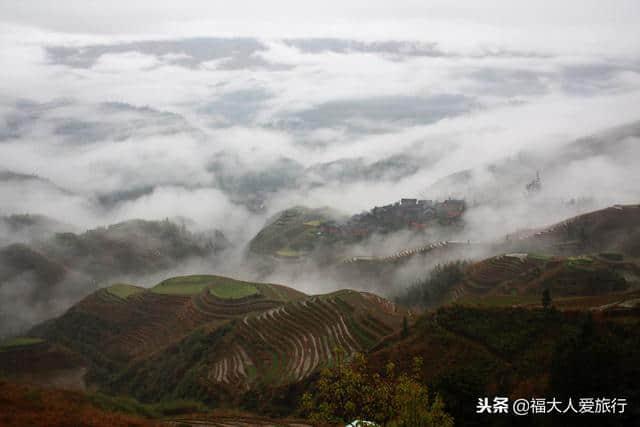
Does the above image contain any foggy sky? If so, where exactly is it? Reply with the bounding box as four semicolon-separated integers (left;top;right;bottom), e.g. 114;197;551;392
1;2;640;337
0;1;639;243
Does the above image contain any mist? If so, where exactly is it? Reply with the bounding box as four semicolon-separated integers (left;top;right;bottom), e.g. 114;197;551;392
1;2;640;336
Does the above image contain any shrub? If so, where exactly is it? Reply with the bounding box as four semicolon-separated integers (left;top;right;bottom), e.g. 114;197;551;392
301;349;453;426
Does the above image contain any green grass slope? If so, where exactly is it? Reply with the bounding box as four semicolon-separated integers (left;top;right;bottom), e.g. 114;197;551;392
248;206;345;257
151;274;305;300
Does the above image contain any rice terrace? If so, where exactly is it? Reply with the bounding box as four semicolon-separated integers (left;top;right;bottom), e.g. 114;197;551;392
2;2;640;426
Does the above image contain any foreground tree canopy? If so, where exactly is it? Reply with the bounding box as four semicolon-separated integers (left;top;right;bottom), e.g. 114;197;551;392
301;349;454;426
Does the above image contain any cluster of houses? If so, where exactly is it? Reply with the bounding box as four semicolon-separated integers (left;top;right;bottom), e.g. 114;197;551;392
319;198;466;238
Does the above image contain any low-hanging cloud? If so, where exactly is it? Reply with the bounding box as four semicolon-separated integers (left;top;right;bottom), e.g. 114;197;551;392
0;4;639;335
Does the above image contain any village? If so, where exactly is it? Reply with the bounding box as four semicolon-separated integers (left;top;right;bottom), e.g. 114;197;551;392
319;197;466;239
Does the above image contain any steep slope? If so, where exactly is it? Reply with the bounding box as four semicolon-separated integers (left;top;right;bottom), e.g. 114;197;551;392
368;303;640;426
353;204;640;298
33;276;304;362
335;240;480;294
205;290;403;388
395;236;639;310
109;288;405;404
504;204;640;256
0;380;155;427
29;275;406;404
452;253;632;302
0;337;87;391
248;206;345;259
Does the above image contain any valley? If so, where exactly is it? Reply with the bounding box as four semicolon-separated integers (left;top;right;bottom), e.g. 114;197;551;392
1;202;639;425
1;19;640;423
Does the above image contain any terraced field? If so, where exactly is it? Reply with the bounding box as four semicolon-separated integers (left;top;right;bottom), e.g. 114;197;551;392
34;275;306;361
467;253;542;288
447;254;539;301
31;274;405;394
447;251;634;303
510;204;640;255
342;240;473;265
248;206;344;257
206;290;404;388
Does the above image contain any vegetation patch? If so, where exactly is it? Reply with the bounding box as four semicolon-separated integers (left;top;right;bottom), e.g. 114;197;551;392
0;337;44;351
396;261;469;309
275;248;304;258
209;280;259;299
301;352;453;426
436;305;563;359
105;283;144;299
0;380;155;427
528;253;553;262
457;295;541;307
248;206;344;256
566;256;594;270
151;274;303;300
152;275;216;295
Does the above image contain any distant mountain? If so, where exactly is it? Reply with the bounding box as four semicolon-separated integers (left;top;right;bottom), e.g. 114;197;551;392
326;204;640;296
2;99;202;144
425;120;640;204
206;153;426;213
0;219;230;337
0;170;72;195
0;214;75;246
210;156;305;197
39;219;224;280
283;38;443;57
503;204;640;256
307;154;422;183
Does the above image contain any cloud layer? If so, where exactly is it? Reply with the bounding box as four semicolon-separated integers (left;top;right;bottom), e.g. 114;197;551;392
0;3;639;337
0;3;638;276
